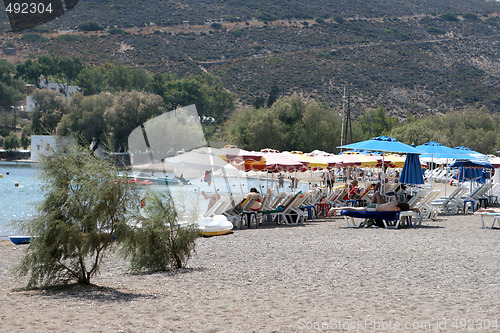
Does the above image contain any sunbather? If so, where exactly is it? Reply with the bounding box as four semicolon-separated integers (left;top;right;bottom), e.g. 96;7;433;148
246;187;263;211
202;191;221;212
328;201;411;217
476;208;500;213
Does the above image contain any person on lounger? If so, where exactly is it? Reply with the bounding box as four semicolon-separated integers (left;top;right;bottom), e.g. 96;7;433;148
242;187;263;211
202;191;221;212
328;201;410;217
328;192;418;217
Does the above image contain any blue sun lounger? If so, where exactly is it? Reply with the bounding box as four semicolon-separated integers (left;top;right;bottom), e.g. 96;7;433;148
340;210;413;229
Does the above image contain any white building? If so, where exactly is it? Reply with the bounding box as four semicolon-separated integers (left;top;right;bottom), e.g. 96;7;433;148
25;83;81;112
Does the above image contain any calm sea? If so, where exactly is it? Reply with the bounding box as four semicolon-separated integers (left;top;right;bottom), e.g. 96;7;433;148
0;162;303;239
0;162;43;238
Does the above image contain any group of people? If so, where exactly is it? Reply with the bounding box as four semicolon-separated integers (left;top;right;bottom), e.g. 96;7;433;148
328;181;415;217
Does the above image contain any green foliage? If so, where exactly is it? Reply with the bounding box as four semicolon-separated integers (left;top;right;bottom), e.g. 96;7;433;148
314;17;325;24
427;27;445;35
160;74;236;122
30;89;70;135
16;59;42;86
255;12;277;22
56;34;88;42
462;13;480;22
0;128;11;137
357;107;399;140
333;15;345;24
103;91;165;151
77;66;107;95
14;144;140;286
121;191;199;272
105;63;151;92
223;95;342;152
440;13;459;22
3;132;19;150
389;108;500;154
78;21;104;32
108;28;125;35
210;23;222;30
57;92;114;143
21;33;49;42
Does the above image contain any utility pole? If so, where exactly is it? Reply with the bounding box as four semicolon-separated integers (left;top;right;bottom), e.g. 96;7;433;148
344;89;353;146
340;85;346;152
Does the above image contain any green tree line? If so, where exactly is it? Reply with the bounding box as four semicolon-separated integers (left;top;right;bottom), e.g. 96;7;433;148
5;55;500;155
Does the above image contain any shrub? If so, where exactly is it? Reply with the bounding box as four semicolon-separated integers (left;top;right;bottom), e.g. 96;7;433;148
427;27;445;35
462;13;480;22
314;17;325;24
78;21;104;32
333;15;345;24
21;33;48;42
440;13;459;22
56;34;87;42
256;12;277;22
15;144;141;286
3;132;19;150
211;22;222;30
108;28;125;35
121;191;199;272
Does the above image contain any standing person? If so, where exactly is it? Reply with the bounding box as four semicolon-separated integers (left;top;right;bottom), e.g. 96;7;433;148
278;173;284;188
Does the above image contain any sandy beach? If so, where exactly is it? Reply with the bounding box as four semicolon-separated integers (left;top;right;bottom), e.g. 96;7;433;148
1;208;499;332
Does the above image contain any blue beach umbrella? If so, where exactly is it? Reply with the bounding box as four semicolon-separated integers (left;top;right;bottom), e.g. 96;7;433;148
339;136;420;154
449;159;493;169
416;141;472;160
399;153;424;185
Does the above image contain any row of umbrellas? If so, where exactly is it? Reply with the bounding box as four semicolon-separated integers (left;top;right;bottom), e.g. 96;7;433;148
133;134;497;186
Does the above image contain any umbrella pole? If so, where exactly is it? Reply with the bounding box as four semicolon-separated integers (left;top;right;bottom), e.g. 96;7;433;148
444;158;448;197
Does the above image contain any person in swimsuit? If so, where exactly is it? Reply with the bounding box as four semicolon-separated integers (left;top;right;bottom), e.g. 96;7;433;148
328;200;411;217
202;191;221;212
246;187;263;211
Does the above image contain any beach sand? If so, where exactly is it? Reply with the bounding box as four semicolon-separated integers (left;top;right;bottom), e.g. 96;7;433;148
1;209;499;332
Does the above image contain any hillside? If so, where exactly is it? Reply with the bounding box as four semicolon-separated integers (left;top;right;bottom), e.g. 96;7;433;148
0;0;499;118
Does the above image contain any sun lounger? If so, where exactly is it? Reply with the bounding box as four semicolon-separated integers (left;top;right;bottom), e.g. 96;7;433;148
474;211;500;229
340;210;410;229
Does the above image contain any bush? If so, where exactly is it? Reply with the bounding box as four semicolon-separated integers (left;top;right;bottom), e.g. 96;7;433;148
78;21;104;32
211;22;222;30
462;13;480;22
440;13;459;22
15;144;141;286
255;12;277;22
3;132;19;150
108;28;125;35
333;15;345;24
21;33;48;42
0;128;11;137
56;34;88;42
121;191;199;272
314;17;325;24
427;27;445;35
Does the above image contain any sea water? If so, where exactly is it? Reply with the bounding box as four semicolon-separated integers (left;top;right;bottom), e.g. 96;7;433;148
0;162;307;239
0;162;43;238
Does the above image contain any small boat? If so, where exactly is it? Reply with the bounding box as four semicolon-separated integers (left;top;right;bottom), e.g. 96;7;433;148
9;236;31;245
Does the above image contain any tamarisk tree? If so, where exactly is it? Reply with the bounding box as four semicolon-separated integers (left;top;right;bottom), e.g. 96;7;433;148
15;143;140;286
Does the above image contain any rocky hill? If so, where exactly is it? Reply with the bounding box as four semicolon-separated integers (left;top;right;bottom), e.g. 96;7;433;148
0;0;498;118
